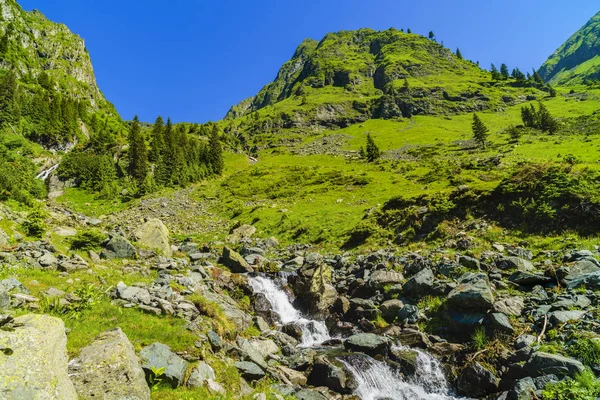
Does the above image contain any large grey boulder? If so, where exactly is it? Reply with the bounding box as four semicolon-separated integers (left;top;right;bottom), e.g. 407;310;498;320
564;260;600;289
447;273;494;311
0;314;77;399
402;268;434;297
187;361;216;388
457;362;498;397
69;328;150;400
140;343;189;387
367;270;404;289
524;352;584;378
234;361;265;381
227;224;256;243
497;257;534;271
101;234;136;259
134;218;172;256
344;333;390;356
222;246;253;273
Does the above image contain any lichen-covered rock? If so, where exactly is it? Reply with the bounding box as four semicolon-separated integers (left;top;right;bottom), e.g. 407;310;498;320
0;314;77;399
134;218;172;256
69;328;150;400
140;342;189;388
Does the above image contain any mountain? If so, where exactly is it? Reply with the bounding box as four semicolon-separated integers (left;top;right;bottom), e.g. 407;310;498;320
539;11;600;85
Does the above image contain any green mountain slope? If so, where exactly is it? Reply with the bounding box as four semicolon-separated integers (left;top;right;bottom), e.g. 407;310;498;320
539;11;600;85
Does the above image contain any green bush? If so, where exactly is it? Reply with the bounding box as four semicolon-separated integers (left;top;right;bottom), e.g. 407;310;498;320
21;209;46;238
568;337;600;367
70;229;107;251
543;369;600;400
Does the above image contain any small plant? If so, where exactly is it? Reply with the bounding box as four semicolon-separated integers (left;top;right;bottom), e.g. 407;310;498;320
418;296;444;313
471;327;488;351
373;314;389;329
568;336;600;367
70;229;107;251
148;366;166;392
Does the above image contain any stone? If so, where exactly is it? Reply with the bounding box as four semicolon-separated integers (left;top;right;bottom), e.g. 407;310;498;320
565;270;600;290
402;268;434;297
488;313;514;334
457;362;498;397
227;224;256;243
54;227;77;237
282;323;303;341
295;389;328;400
397;304;420;324
393;328;431;349
367;270;404;289
447;274;494;311
116;282;151;305
0;285;9;309
549;310;585;325
238;338;268;370
205;379;226;395
0;314;77;399
458;255;480;270
38;252;58;268
525;352;585;378
222;246;253;273
309;356;356;394
344;333;390;356
508;377;536;400
494;297;525;316
380;299;404;322
101;235;136;259
278;366;307;386
134;218;172;256
140;342;189;387
0;228;8;247
207;330;223;351
234;361;265;381
497;257;534;272
563;260;600;289
249;339;280;358
187;361;216;388
69;328;149;400
509;271;551;286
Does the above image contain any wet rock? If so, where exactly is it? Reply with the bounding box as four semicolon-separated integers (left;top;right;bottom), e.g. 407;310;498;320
0;314;77;399
344;333;390;356
308;355;356;394
69;328;149;400
282;323;303;341
134;218;172;256
140;342;189;387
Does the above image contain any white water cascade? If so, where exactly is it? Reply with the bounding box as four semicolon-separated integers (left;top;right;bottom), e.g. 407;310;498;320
341;349;460;400
248;275;331;347
35;164;59;181
249;275;460;400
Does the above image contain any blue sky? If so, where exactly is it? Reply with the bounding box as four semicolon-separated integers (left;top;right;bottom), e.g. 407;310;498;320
18;0;600;123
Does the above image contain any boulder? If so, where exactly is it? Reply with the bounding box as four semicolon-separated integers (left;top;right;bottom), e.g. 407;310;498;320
549;310;585;325
0;314;77;399
227;224;256;243
101;235;136;259
367;270;404;289
380;299;404;322
116;282;152;305
134;218;172;256
494;297;524;316
497;257;534;272
234;361;265;381
38;252;58;268
563;260;600;289
187;361;216;388
508;377;536;400
140;343;189;387
402;268;434;298
278;366;307;386
344;333;390;356
457;362;498;397
295;389;329;400
447;274;494;311
509;271;551;286
308;355;356;394
458;255;480;270
0;284;9;309
488;313;514;334
69;328;149;400
222;247;253;273
524;352;584;378
238;338;268;370
0;228;8;247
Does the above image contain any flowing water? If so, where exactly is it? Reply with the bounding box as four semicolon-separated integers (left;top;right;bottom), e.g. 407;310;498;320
248;274;459;399
248;275;331;347
36;164;59;181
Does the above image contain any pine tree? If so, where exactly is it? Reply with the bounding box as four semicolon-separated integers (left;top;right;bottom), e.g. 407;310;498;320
428;31;435;40
533;71;544;85
548;85;557;98
365;133;381;162
456;48;463;60
156;117;174;186
500;64;510;80
472;114;489;148
149;116;164;162
207;124;224;175
491;64;501;81
407;28;412;34
127;116;148;185
0;70;17;126
537;102;558;133
521;105;536;127
403;78;410;91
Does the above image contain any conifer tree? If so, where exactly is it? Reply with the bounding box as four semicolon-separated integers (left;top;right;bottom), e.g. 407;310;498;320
491;64;501;81
500;64;510;80
149;116;164;163
127;116;148;185
365;133;381;162
456;48;463;60
537;102;558;133
407;28;412;34
533;71;544;85
156;117;174;186
428;31;435;40
208;124;224;175
521;105;536;127
403;78;410;91
0;70;17;126
472;114;489;148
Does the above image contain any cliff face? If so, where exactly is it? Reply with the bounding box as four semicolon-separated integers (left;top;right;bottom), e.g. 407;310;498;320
0;0;107;108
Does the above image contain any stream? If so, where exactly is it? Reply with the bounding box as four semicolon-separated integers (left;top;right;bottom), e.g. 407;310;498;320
35;164;59;181
248;274;460;400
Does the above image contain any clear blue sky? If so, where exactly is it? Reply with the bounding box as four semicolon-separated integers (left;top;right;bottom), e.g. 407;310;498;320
18;0;600;123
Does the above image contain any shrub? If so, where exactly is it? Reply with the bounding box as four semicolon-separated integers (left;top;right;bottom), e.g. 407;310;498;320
21;209;46;238
568;337;600;367
471;327;488;351
543;369;600;400
70;229;107;251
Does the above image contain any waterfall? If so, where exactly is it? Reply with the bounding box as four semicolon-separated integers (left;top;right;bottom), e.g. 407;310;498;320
248;275;331;347
340;352;459;400
36;164;59;181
